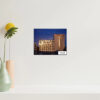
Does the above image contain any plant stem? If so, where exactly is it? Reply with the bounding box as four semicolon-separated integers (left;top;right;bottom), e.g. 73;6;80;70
0;57;2;63
4;39;6;62
9;39;11;60
0;57;1;62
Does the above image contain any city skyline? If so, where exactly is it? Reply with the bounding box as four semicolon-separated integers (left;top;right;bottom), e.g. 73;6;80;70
34;29;67;47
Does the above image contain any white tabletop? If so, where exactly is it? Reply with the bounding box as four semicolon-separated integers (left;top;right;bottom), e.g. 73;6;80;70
1;85;100;94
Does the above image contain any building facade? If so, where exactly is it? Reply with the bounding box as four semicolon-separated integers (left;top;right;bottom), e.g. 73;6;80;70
54;34;65;51
39;40;55;52
34;43;37;51
39;34;65;52
34;42;38;54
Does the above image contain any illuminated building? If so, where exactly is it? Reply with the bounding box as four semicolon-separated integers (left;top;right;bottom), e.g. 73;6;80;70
39;40;55;52
54;34;65;51
34;43;38;54
34;43;37;51
38;34;65;52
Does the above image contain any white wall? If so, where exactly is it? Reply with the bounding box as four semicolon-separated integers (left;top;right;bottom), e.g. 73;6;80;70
0;0;100;86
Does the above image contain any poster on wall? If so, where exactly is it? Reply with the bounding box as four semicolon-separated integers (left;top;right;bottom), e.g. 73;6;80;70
34;29;67;55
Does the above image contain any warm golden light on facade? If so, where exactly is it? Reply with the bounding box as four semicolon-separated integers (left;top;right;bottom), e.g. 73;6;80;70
54;34;65;51
39;34;65;52
39;40;55;52
58;36;60;49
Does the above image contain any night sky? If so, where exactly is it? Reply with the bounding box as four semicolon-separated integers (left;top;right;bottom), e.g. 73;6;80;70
34;29;67;47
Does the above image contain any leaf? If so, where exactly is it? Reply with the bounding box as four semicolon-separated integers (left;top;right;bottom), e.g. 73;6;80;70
5;27;18;39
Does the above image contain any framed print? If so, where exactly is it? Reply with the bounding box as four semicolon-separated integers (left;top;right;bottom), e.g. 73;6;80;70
34;29;67;55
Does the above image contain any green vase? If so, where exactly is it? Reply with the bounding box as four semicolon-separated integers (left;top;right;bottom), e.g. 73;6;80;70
0;61;11;92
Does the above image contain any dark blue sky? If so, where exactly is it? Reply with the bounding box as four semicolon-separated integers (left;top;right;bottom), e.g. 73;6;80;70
34;29;67;47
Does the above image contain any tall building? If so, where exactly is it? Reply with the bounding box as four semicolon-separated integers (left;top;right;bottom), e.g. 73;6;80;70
54;34;65;51
34;42;38;54
39;40;55;52
38;34;65;52
34;43;37;51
